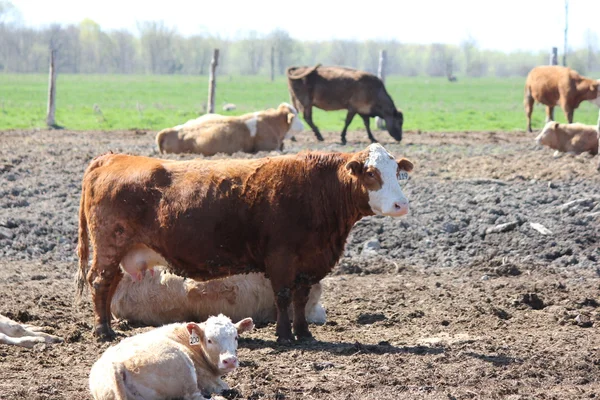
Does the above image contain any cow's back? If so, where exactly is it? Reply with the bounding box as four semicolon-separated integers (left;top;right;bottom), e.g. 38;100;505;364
526;66;575;105
179;118;255;156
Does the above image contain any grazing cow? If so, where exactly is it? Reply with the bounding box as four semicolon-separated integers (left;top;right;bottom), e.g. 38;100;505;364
524;65;600;132
89;314;254;400
535;120;599;156
76;143;414;342
286;64;404;145
155;103;304;156
0;314;63;348
111;267;327;326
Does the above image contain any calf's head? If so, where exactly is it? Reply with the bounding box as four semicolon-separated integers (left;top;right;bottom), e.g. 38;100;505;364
279;102;305;139
186;314;254;374
535;122;561;149
384;109;404;142
345;143;413;217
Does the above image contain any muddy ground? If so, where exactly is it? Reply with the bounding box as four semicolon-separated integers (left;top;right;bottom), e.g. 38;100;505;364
0;127;599;400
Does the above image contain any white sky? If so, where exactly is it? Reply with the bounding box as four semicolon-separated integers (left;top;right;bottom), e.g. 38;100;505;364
9;0;600;52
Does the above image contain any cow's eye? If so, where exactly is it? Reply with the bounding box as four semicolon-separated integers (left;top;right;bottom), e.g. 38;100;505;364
207;339;213;344
367;171;375;178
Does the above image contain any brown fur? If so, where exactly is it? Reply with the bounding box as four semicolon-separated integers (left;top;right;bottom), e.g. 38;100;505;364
524;66;599;132
286;64;404;145
156;103;299;156
76;148;413;342
537;121;599;155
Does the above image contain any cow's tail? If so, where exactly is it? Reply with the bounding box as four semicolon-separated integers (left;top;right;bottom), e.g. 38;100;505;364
286;63;321;80
155;128;172;154
524;85;533;106
75;182;89;302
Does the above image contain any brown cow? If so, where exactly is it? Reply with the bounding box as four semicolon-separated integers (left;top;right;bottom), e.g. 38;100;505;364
524;65;600;132
76;143;414;342
535;121;599;156
286;64;404;145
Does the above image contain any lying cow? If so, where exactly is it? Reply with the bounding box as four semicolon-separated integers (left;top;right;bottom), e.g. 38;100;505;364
535;121;599;156
0;313;63;348
287;64;404;145
111;266;326;327
76;143;414;342
524;65;600;132
89;314;253;400
155;102;304;156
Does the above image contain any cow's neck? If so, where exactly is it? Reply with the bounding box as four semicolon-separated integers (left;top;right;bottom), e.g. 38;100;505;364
170;327;220;377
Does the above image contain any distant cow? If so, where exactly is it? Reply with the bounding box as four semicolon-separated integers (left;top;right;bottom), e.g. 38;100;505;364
111;266;326;326
0;314;63;348
76;143;414;342
89;314;254;400
286;64;404;145
535;120;599;156
524;65;600;132
156;103;304;156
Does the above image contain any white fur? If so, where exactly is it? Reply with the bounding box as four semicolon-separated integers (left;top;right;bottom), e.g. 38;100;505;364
0;314;63;349
365;143;409;217
245;113;260;137
111;265;326;326
285;115;305;139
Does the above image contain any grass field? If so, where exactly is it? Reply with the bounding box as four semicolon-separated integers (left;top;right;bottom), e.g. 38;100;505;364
1;73;600;133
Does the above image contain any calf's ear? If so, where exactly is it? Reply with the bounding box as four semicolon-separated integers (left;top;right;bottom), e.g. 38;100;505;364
554;122;560;129
287;113;295;124
345;160;363;177
186;322;205;344
235;317;255;334
397;158;414;172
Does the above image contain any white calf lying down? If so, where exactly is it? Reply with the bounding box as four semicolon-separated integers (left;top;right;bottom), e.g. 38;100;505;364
111;267;327;326
0;314;63;348
535;120;599;156
89;314;254;400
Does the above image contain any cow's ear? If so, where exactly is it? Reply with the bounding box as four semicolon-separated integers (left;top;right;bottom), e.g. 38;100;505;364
287;113;295;124
235;318;254;334
397;158;413;172
554;122;560;129
186;322;205;345
345;160;363;177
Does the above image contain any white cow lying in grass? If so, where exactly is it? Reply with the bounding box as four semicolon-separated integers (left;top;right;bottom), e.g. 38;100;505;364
89;314;253;400
0;314;63;348
111;266;327;327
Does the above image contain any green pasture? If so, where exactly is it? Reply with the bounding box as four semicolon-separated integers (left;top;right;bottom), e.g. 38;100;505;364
1;74;599;132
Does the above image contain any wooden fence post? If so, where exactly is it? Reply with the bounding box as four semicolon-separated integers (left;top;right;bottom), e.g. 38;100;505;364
270;46;275;82
376;49;387;130
46;49;58;128
550;47;558;65
207;49;219;114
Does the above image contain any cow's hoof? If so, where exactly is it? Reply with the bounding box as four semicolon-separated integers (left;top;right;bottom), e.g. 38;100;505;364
93;324;116;342
316;134;325;142
340;140;347;146
296;333;315;343
276;336;294;345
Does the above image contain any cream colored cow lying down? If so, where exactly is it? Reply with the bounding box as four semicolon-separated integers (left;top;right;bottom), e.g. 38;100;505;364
156;102;304;156
535;116;599;156
0;313;63;348
89;314;253;400
111;265;327;327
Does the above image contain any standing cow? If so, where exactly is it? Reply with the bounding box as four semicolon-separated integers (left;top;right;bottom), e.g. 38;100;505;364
286;64;404;145
76;143;413;343
524;65;600;132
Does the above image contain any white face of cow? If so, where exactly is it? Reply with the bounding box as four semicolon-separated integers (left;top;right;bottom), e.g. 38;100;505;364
364;144;411;217
187;314;254;373
282;103;304;139
535;122;559;147
346;143;413;217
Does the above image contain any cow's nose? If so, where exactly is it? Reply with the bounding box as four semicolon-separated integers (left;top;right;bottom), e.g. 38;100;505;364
392;202;409;216
222;356;238;367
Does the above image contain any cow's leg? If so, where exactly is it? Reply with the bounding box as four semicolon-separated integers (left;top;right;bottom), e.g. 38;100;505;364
525;94;535;132
88;252;122;341
545;106;554;123
303;106;324;142
292;284;313;340
340;110;356;145
565;108;574;124
360;114;377;143
274;287;293;343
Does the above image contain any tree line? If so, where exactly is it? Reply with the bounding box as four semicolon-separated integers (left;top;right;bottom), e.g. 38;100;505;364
1;10;598;77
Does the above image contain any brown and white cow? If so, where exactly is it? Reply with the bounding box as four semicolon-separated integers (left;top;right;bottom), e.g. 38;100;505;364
89;314;254;400
76;143;414;342
0;313;63;348
524;65;600;132
155;103;304;156
111;267;326;326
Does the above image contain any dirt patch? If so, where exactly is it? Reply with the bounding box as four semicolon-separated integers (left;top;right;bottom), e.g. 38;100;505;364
0;128;599;399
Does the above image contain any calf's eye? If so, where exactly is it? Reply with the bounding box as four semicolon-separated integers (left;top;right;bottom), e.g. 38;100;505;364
367;172;375;178
208;339;213;344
